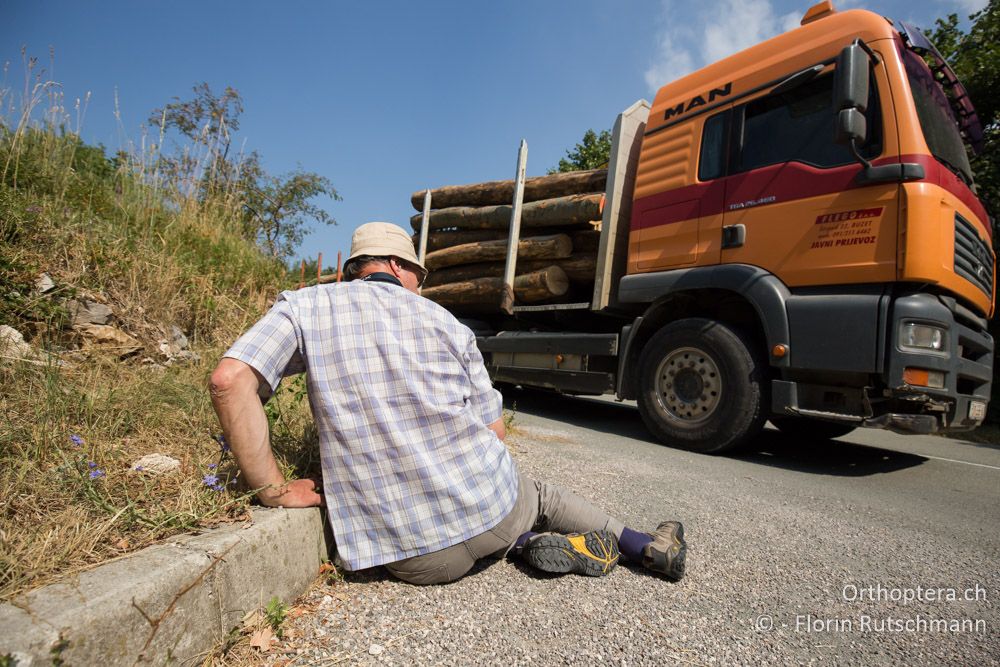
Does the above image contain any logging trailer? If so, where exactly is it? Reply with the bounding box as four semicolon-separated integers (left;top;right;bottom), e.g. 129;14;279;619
412;1;996;453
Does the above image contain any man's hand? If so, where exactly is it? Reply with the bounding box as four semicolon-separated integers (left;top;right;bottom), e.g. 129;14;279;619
258;478;325;508
487;416;506;442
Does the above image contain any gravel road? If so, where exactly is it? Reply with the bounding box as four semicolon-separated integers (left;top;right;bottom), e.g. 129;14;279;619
272;390;999;666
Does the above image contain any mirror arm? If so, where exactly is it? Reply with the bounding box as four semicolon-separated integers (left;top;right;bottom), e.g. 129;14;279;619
848;138;872;170
852;38;880;65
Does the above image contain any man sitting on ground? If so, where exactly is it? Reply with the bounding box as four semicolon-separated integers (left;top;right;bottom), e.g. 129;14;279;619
209;221;686;584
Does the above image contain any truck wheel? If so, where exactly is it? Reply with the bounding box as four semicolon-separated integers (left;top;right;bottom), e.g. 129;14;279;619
637;318;767;454
770;416;856;440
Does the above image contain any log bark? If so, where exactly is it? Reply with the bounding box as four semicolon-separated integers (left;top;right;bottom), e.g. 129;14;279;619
422;267;569;308
410;169;607;211
424;253;597;288
410;229;509;253
409;193;604;232
412;227;597;255
424;234;572;271
521;254;597;283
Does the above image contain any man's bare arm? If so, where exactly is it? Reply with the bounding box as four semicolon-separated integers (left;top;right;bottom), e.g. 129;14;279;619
209;358;323;508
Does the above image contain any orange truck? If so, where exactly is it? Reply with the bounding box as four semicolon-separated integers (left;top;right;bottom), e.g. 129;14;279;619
422;1;996;453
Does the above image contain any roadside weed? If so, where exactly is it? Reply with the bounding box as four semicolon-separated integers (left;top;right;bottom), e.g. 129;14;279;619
264;596;289;637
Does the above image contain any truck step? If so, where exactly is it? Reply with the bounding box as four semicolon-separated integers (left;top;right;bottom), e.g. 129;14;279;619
478;332;618;355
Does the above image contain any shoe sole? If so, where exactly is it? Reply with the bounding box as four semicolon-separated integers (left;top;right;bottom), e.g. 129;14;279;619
671;542;687;580
523;530;620;577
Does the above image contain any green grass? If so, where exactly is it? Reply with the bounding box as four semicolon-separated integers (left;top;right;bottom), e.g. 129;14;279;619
0;81;317;600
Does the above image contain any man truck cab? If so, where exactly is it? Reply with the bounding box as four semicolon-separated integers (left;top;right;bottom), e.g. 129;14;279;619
422;2;995;453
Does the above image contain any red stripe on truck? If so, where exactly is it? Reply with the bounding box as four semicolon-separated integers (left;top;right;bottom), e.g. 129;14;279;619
630;154;991;241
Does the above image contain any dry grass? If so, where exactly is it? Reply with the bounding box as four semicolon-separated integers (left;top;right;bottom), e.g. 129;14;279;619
0;332;320;603
0;63;318;601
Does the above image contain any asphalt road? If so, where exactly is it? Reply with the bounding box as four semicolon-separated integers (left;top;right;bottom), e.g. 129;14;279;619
278;389;999;666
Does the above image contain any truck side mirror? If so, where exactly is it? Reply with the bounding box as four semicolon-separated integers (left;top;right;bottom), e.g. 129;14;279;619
834;41;872;170
834;42;869;114
835;108;867;146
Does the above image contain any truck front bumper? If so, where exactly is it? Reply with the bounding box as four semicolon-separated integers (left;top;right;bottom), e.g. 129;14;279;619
772;291;993;435
881;292;993;432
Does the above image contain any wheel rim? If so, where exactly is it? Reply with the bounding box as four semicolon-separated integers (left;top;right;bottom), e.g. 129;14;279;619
653;346;722;427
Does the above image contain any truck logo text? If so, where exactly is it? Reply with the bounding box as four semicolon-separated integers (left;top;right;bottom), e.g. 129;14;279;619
810;207;883;249
815;208;883;225
663;82;733;121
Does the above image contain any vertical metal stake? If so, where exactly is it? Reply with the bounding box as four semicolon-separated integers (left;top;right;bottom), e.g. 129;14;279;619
418;190;432;265
501;139;528;314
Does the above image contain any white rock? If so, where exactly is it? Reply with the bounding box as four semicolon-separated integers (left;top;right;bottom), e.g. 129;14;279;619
170;325;189;350
35;273;55;294
158;340;180;357
0;325;33;359
368;644;384;656
132;453;182;475
165;350;201;366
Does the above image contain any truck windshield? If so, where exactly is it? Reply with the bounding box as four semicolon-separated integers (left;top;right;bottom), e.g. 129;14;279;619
901;49;975;186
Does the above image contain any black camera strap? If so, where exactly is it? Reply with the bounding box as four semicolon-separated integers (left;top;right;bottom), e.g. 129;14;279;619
361;272;403;287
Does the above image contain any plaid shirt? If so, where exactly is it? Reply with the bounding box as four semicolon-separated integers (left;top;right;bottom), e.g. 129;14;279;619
223;281;517;570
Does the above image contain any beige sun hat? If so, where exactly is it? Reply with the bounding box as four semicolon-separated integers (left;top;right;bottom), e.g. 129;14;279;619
347;221;427;275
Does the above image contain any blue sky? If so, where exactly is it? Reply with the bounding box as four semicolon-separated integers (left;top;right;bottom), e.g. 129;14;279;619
3;0;986;267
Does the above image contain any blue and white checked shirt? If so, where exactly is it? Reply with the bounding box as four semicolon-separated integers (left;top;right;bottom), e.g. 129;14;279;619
223;281;518;570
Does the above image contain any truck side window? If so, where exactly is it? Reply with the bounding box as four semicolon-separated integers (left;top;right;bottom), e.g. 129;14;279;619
735;73;881;173
698;110;730;181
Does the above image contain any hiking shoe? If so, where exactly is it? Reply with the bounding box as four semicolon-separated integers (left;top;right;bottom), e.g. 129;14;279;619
642;521;686;580
521;529;620;577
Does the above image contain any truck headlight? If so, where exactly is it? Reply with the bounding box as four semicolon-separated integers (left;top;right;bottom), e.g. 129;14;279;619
899;322;946;352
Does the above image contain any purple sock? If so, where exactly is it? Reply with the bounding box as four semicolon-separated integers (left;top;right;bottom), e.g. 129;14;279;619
514;531;537;550
618;527;653;561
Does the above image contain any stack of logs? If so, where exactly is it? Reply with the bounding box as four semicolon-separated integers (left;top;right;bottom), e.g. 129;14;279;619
410;168;607;313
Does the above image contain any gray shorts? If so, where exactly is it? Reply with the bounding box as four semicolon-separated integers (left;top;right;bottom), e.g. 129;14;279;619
385;471;625;585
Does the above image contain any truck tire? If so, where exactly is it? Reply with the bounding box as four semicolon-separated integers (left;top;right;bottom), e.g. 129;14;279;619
769;416;856;440
636;318;767;454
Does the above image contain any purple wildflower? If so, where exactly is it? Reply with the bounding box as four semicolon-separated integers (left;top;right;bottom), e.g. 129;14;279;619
207;463;217;470
215;434;230;453
134;465;144;472
87;461;97;469
203;472;225;492
89;468;105;480
70;434;84;447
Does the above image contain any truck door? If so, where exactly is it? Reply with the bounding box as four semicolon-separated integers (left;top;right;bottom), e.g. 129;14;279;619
716;65;899;287
629;110;730;272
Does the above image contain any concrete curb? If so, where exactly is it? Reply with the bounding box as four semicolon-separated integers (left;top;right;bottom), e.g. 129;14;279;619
0;507;330;666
